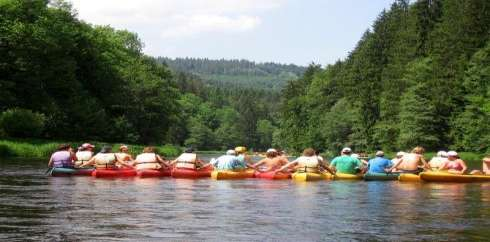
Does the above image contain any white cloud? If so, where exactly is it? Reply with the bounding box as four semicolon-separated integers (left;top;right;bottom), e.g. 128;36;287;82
69;0;283;39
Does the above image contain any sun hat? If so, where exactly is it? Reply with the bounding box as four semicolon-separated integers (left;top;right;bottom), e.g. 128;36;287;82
437;151;448;158
396;151;406;157
376;150;384;157
342;147;352;154
266;148;277;153
447;151;458;157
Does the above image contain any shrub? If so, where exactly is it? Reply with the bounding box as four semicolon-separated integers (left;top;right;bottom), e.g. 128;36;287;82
0;108;46;138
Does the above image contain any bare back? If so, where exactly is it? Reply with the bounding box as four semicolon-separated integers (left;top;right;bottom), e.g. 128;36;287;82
397;153;422;171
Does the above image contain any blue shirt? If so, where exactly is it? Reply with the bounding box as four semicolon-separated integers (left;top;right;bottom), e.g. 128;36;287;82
211;155;244;170
367;157;393;173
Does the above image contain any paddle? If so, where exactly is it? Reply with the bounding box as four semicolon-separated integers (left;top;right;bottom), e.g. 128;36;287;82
45;167;53;175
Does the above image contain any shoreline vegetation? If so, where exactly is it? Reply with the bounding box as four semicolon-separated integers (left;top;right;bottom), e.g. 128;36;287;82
0;139;485;168
0;139;181;159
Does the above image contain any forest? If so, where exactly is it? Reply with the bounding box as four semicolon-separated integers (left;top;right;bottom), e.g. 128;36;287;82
160;57;305;90
274;0;490;154
0;0;295;151
0;0;489;155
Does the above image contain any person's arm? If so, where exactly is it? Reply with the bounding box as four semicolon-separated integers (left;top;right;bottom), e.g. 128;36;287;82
320;160;335;175
420;156;429;169
47;156;53;168
459;159;468;174
438;161;449;171
79;156;96;168
275;160;298;173
116;155;133;168
483;158;490;174
156;155;169;168
252;159;267;169
389;158;403;172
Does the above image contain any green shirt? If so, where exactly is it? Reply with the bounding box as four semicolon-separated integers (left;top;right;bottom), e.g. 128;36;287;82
331;155;362;174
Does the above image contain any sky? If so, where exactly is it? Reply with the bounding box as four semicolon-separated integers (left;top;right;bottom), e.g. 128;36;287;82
70;0;395;66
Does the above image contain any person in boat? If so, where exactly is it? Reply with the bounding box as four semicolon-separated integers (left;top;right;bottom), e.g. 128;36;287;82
170;148;209;170
275;148;334;174
390;151;405;172
74;143;95;167
48;144;76;168
252;148;288;172
80;145;133;170
367;151;393;174
428;151;448;171
329;147;364;175
133;146;167;171
210;150;244;170
389;146;429;174
235;146;253;168
470;156;490;175
352;153;368;166
438;151;467;174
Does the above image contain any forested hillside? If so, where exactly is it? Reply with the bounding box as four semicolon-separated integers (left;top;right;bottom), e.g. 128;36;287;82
160;57;305;90
0;0;279;151
274;0;490;154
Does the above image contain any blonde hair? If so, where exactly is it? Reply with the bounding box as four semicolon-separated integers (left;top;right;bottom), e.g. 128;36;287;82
411;146;425;154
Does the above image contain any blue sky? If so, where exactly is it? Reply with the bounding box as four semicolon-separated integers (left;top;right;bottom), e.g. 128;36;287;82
71;0;395;66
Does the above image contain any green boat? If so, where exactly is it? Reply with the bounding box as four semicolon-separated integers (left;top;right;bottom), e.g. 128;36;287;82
363;172;400;181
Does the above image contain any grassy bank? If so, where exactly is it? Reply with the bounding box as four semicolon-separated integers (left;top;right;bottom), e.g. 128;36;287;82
0;139;182;159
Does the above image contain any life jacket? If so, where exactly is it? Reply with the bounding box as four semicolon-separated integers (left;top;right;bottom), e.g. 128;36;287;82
51;151;73;168
296;156;320;173
135;153;161;170
94;153;117;169
75;151;93;166
175;153;197;169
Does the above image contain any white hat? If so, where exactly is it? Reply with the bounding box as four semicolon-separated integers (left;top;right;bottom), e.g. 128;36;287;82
447;151;458;157
376;151;384;157
437;151;448;158
341;147;352;154
226;150;236;155
266;148;277;153
351;153;359;159
396;151;406;157
82;143;94;148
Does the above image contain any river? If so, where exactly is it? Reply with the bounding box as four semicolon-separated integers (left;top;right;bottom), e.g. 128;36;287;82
0;156;489;241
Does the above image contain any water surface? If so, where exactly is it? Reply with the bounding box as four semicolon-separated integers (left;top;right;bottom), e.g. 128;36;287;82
0;157;489;241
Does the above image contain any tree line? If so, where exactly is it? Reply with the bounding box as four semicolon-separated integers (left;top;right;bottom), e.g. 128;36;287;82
0;0;286;151
274;0;490;154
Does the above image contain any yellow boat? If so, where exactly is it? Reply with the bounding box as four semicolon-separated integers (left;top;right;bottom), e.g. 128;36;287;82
334;173;363;180
398;173;421;182
292;172;334;182
420;171;490;183
211;169;255;180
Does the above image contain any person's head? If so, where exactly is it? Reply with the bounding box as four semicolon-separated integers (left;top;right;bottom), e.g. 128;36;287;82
483;156;490;163
375;150;384;157
119;145;129;153
184;147;194;154
341;147;352;155
266;148;277;158
100;145;112;153
447;151;458;161
302;148;315;157
396;151;406;158
143;146;155;153
57;143;71;151
235;146;247;155
226;149;236;156
436;151;448;158
351;153;360;159
411;146;425;155
79;143;95;151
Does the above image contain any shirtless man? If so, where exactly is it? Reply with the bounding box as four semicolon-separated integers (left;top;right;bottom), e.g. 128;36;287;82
253;149;288;172
389;146;429;173
470;156;490;175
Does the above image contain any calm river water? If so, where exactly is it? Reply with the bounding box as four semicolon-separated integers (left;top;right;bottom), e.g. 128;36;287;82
0;156;489;241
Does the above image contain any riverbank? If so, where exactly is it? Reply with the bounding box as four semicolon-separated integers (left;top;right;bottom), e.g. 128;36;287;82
0;139;182;158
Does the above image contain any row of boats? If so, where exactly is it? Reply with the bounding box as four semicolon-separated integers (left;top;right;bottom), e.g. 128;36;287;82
48;166;490;183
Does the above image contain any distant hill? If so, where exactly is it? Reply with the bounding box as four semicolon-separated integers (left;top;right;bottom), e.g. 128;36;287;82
158;57;306;91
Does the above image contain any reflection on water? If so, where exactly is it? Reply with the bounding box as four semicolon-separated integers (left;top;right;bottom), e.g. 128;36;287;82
0;158;489;241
